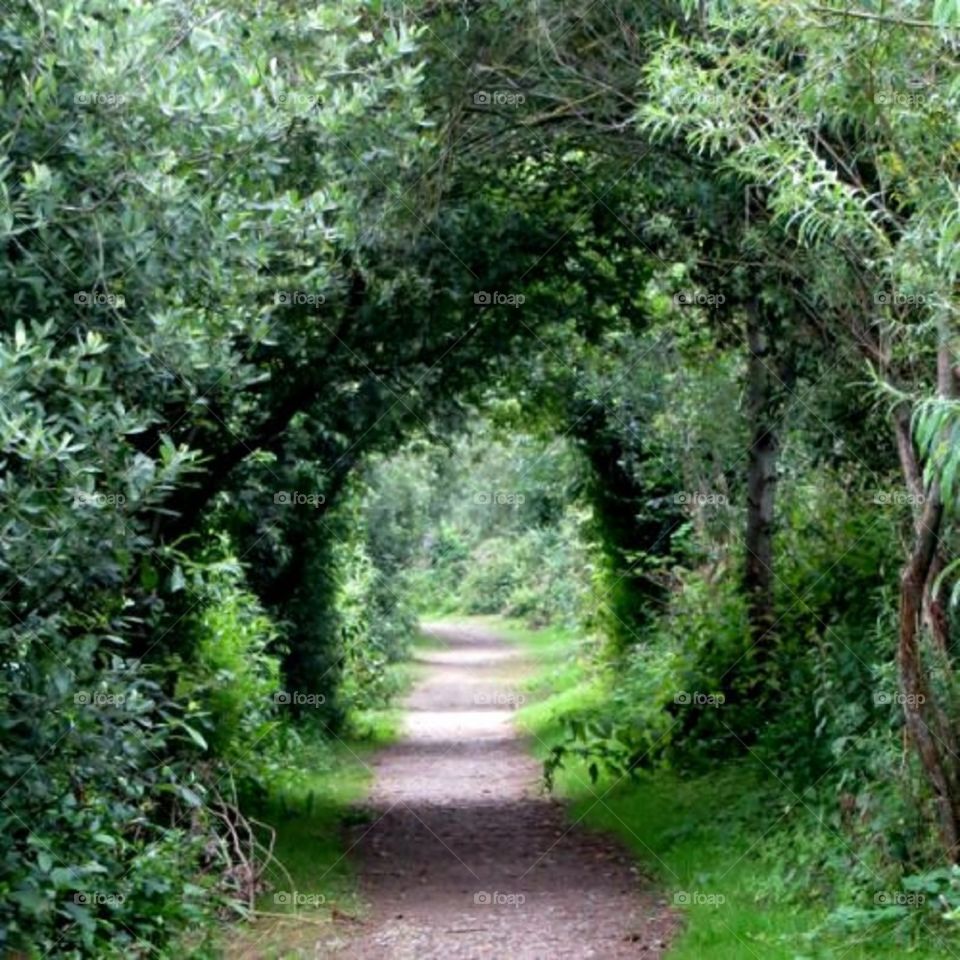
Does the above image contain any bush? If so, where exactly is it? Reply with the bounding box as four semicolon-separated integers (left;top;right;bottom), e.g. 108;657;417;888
174;540;283;781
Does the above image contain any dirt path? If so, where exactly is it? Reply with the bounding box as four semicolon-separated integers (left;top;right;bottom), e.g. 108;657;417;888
322;621;676;958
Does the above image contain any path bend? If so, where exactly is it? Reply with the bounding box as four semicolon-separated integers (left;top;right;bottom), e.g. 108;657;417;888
323;620;676;959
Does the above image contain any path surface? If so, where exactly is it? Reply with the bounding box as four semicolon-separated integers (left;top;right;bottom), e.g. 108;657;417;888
323;621;676;958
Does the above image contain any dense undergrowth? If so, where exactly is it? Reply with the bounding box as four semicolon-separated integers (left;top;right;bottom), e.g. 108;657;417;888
500;618;960;958
228;702;405;960
360;414;960;955
3;0;959;955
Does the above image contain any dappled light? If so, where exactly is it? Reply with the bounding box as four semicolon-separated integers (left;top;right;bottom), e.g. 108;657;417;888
2;1;959;958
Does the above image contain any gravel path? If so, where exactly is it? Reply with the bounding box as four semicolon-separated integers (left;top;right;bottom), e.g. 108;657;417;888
321;620;677;958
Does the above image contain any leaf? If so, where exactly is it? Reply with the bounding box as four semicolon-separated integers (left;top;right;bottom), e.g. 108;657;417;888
11;888;48;915
176;721;208;751
61;901;97;931
177;785;204;807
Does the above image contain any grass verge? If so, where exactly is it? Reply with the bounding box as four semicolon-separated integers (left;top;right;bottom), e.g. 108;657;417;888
484;615;960;960
226;640;423;958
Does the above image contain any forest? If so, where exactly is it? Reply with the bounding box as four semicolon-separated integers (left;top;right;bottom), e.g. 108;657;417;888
1;0;959;957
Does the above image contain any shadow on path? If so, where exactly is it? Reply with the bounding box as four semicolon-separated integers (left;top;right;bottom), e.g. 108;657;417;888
322;620;677;959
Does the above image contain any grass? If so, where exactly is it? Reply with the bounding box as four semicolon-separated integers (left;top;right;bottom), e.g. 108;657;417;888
226;637;426;958
228;614;960;958
479;615;960;960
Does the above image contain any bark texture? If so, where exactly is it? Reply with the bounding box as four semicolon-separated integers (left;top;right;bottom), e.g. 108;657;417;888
744;301;779;651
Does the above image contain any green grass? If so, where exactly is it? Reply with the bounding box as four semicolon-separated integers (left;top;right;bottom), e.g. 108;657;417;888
226;642;420;958
485;615;960;960
229;615;960;958
225;736;376;958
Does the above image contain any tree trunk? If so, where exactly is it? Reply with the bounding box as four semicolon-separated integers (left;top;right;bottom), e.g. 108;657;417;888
744;301;778;650
893;405;952;656
896;328;960;860
897;486;960;858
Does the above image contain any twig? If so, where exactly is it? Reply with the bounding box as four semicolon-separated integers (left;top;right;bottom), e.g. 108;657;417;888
249;911;330;926
810;5;948;29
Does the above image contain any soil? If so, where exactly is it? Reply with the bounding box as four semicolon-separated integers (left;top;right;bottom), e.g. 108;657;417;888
318;620;677;959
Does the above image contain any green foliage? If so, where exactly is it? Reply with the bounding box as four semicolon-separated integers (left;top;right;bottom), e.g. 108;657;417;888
335;533;417;711
2;0;959;952
0;322;214;955
0;0;442;950
359;426;592;628
541;466;905;776
174;542;282;777
515;619;960;958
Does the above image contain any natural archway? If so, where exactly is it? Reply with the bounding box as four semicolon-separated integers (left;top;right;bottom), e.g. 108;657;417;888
2;1;958;957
